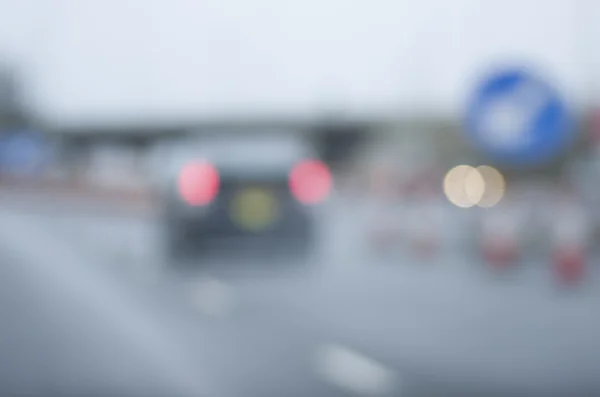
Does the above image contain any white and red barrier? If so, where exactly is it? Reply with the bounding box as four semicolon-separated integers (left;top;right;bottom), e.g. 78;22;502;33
480;205;522;269
367;199;405;255
554;247;586;286
551;199;590;286
405;190;443;259
365;166;403;254
365;165;447;260
368;222;402;253
0;172;156;214
409;222;439;259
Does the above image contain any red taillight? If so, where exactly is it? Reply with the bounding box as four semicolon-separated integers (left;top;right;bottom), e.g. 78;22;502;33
289;159;332;204
177;160;219;206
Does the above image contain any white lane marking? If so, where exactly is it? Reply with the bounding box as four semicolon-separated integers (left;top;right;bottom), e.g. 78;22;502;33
0;210;210;396
189;276;234;316
0;205;154;279
314;344;398;395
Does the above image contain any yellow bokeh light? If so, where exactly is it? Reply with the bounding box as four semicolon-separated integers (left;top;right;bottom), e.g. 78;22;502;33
476;165;506;208
443;165;485;208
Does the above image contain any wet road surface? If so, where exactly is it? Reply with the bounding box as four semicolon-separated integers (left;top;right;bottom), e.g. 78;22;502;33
0;191;599;396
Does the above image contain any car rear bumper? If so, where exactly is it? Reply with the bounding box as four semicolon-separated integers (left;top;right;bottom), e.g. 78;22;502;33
165;192;314;236
173;212;313;239
163;212;315;261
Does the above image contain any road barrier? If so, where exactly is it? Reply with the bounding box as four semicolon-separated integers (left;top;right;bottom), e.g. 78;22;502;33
480;206;521;269
551;200;590;286
0;173;156;212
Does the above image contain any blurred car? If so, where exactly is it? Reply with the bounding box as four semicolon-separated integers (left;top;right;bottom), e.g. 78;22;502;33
155;132;332;262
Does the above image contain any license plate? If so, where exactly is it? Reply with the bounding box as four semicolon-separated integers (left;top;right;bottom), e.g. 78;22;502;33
229;187;280;231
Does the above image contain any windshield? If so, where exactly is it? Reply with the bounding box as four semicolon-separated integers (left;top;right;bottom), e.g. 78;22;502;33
0;1;599;396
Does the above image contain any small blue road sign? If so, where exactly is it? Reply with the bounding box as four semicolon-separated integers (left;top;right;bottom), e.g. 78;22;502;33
465;68;572;165
0;130;50;174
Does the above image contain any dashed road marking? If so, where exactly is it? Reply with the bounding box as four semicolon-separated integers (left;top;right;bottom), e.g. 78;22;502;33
314;344;398;395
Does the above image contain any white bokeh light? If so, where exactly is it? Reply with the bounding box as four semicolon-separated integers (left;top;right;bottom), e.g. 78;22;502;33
443;165;485;208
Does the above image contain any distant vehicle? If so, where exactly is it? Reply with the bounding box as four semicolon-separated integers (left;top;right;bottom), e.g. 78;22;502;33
156;132;332;262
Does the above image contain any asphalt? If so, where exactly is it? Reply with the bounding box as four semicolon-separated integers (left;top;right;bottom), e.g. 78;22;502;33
0;190;599;397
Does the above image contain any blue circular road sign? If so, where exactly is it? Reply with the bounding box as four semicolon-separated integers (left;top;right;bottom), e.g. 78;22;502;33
0;130;50;174
465;68;572;165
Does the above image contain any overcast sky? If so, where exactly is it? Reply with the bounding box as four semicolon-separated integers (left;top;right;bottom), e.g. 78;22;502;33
0;0;598;125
